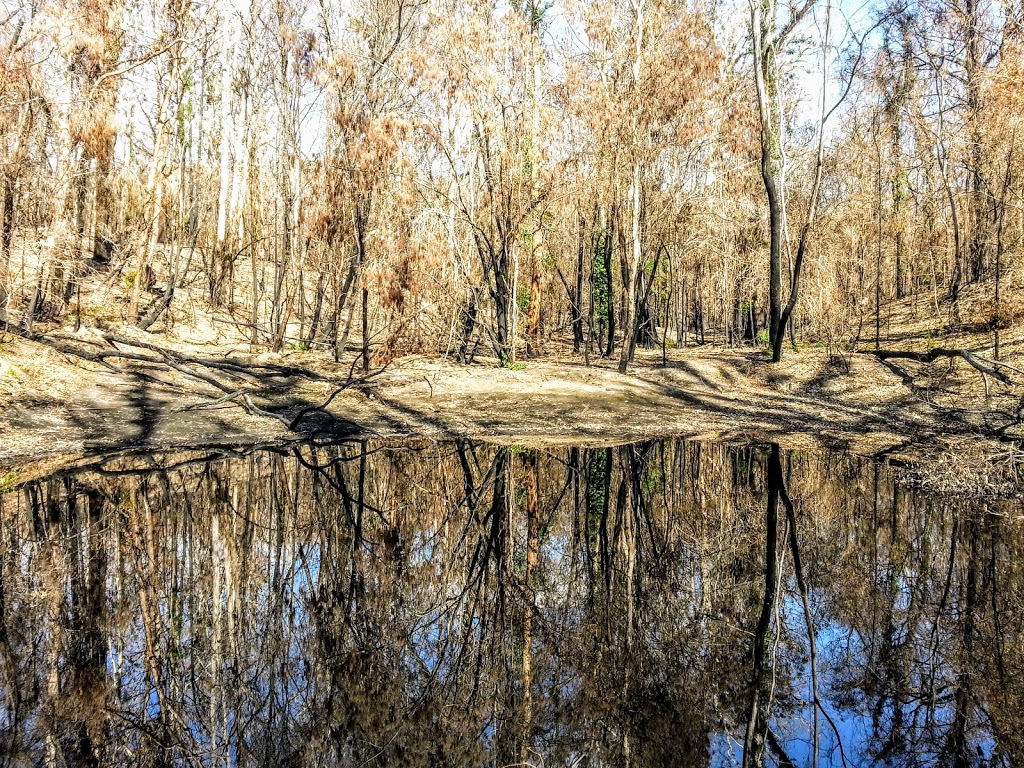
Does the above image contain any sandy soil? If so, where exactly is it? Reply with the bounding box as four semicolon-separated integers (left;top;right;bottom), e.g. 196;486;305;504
2;322;1021;495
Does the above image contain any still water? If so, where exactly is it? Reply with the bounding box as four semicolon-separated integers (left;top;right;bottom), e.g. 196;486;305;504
0;438;1021;767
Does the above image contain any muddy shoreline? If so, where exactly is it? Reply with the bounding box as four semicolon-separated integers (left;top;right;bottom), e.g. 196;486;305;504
2;341;1021;495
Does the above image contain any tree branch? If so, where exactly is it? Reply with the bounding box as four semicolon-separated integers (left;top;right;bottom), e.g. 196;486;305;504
867;347;1014;386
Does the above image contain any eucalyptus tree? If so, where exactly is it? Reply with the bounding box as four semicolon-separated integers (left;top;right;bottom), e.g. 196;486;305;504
563;0;718;371
209;0;242;306
28;0;127;322
423;0;552;366
0;9;38;321
310;0;423;365
750;0;838;362
878;5;917;300
521;0;552;357
127;0;194;324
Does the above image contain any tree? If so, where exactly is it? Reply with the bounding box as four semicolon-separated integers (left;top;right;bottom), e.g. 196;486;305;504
0;10;38;322
750;0;817;362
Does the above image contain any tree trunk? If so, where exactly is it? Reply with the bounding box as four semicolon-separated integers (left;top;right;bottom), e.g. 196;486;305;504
213;1;234;307
619;163;643;372
603;207;615;356
524;12;545;357
573;212;586;352
129;53;178;324
0;174;13;319
965;0;987;283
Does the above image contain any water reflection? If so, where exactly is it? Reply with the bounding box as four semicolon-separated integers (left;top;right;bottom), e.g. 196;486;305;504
0;439;1021;767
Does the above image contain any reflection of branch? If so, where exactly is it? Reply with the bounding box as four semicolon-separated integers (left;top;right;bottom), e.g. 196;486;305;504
766;728;797;768
925;520;958;729
781;470;820;765
290;441;395;472
781;471;849;768
743;445;783;768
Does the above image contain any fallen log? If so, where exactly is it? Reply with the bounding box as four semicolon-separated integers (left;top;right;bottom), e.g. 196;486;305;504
866;347;1014;386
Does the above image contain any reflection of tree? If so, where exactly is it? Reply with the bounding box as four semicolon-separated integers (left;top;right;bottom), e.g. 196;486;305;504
0;439;1019;766
743;445;782;768
825;471;1021;767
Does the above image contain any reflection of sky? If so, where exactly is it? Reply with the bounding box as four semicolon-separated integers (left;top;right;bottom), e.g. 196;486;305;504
774;593;875;768
709;587;1000;767
116;525;1003;767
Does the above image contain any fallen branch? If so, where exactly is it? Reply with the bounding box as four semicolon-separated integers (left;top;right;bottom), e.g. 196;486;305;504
136;279;175;332
285;352;391;430
100;332;330;381
171;389;250;412
169;387;301;428
170;384;347;430
51;340;237;393
241;394;294;426
866;347;1014;386
287;385;349;430
34;330;388;433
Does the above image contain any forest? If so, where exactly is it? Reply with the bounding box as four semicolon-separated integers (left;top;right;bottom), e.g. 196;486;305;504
4;1;1024;764
1;0;1021;372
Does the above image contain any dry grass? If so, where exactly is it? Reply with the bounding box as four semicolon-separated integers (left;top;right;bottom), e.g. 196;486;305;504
875;258;1024;357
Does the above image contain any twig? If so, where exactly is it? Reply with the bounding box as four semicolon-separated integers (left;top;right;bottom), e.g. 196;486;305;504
171;389;249;412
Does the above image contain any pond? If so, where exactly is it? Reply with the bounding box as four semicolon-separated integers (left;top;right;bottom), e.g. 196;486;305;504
0;438;1021;767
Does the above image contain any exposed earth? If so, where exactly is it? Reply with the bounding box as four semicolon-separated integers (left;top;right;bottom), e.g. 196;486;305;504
2;322;1022;495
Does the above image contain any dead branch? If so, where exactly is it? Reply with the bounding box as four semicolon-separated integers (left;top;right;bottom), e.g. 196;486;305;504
287;386;350;430
99;332;331;381
30;330;387;434
171;389;250;412
136;279;176;332
866;347;1014;386
240;394;294;426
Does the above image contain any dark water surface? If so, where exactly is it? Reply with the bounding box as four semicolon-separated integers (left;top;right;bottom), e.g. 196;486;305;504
1;438;1022;767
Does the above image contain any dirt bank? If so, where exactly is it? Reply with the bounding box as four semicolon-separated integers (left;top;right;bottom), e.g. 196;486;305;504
2;328;1021;495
